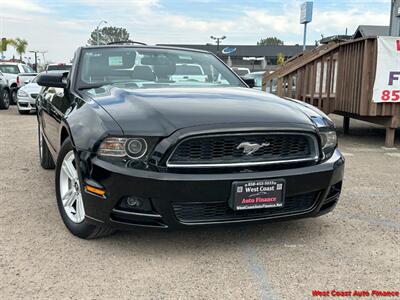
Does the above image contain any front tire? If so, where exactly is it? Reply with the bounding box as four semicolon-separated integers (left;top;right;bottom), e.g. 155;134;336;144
55;138;115;239
0;89;10;110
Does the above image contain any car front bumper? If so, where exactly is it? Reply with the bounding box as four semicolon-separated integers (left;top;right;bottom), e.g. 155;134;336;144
17;96;36;111
80;149;345;230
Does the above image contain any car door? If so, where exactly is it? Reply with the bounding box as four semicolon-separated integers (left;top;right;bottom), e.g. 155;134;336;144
40;87;70;153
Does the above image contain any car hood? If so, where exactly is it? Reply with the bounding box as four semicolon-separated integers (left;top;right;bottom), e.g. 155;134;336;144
87;87;316;136
20;82;41;93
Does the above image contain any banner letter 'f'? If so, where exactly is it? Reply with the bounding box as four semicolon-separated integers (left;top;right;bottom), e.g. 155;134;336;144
388;72;400;85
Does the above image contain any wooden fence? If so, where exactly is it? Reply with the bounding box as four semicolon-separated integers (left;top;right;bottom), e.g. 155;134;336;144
263;37;399;147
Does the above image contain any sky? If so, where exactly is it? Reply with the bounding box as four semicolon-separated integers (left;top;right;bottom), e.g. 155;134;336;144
0;0;392;63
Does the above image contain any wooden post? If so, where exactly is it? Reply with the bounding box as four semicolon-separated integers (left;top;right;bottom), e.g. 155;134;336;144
277;77;284;97
343;116;350;135
385;128;396;147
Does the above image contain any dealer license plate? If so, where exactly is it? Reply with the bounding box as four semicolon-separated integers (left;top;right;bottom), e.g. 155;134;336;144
230;179;285;211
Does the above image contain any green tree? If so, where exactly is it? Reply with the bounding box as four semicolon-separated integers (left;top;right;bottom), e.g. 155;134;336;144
257;37;284;46
277;52;285;66
10;38;28;61
0;38;14;59
87;26;130;45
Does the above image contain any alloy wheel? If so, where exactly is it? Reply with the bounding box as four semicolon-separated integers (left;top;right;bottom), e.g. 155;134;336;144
59;151;85;223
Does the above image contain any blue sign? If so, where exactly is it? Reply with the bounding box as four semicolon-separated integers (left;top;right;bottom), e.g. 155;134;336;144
222;47;237;55
300;1;313;24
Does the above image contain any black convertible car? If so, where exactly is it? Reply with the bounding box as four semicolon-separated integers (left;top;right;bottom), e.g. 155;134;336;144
36;45;344;239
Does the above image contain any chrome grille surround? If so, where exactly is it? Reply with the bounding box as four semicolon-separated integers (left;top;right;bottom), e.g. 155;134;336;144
166;132;320;168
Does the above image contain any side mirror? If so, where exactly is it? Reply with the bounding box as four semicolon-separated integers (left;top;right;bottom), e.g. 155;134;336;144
24;79;31;84
242;78;255;88
37;72;68;88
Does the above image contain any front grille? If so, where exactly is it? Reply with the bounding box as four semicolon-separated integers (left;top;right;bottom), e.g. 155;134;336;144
167;133;318;167
172;191;320;223
30;93;38;99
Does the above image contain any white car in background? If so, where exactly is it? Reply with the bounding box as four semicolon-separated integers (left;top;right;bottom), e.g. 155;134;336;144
16;75;41;114
171;63;207;82
242;71;266;90
46;63;72;71
0;62;37;104
231;67;251;76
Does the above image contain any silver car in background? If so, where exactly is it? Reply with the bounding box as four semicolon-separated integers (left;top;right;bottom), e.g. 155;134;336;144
16;75;41;114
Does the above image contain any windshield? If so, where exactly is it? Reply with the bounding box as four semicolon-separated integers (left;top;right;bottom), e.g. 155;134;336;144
22;65;35;73
31;75;39;83
77;47;244;90
0;65;20;74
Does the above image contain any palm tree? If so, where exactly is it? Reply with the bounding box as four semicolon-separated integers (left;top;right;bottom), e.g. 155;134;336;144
10;38;28;62
0;38;14;60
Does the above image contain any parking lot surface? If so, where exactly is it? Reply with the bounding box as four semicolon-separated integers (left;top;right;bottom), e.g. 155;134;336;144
0;106;399;299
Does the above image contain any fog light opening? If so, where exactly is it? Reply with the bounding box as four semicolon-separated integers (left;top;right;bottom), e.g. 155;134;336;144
120;196;153;212
127;197;141;208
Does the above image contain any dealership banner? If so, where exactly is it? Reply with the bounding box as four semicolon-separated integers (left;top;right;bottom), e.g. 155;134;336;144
372;36;400;103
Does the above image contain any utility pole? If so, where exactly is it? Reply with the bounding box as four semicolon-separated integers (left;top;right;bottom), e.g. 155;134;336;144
389;0;400;36
210;36;226;55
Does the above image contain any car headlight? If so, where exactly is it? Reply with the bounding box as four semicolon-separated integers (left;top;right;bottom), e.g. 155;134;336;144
98;137;148;159
17;90;28;97
320;131;337;150
319;130;337;160
311;116;337;160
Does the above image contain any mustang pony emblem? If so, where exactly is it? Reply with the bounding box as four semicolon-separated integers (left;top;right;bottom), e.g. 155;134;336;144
236;142;271;155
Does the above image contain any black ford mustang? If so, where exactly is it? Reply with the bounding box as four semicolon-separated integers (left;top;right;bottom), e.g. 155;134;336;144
36;45;344;239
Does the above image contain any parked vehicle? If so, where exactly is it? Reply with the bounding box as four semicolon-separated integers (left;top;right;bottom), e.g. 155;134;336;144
232;67;250;76
17;75;41;114
36;45;344;239
0;72;10;109
242;71;265;90
170;63;207;82
46;63;72;72
0;62;37;104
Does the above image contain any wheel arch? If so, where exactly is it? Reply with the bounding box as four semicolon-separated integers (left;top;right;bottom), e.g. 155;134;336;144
59;121;76;147
60;126;70;146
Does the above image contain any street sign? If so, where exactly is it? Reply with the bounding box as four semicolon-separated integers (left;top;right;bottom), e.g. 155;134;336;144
300;1;313;24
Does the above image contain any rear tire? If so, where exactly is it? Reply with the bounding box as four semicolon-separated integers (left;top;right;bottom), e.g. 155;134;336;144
0;89;10;110
38;124;55;169
55;138;115;239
